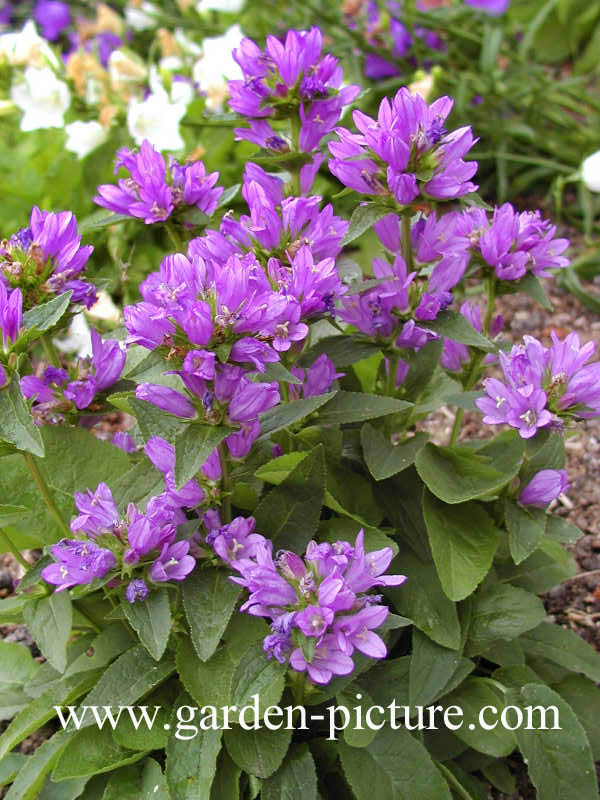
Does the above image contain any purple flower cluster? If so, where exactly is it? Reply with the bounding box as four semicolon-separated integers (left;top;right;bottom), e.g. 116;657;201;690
95;140;224;225
41;481;196;594
329;88;477;204
207;520;406;685
476;331;600;438
229;27;360;160
21;328;125;421
1;207;96;309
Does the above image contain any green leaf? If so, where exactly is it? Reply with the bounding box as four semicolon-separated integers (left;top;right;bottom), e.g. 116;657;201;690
509;683;599;799
78;210;132;233
77;646;175;729
5;732;69;800
517;272;553;310
446;678;516;756
182;567;240;662
520;623;600;682
253;445;325;550
20;292;73;337
338;725;452;800
0;504;31;527
409;630;470;707
361;426;427;481
341;204;392;246
261;743;317;800
317;392;411;425
261;362;302;385
230;641;286;711
140;758;169;800
165;693;222;800
129;397;189;443
0;753;27;788
224;724;292;779
521;431;565;483
122;589;171;661
466;585;545;653
0;671;99;763
481;760;516;795
0;641;38;689
24;592;72;673
553;675;600;760
258;393;335;439
254;452;309;485
386;551;461;650
416;440;522;504
210;750;241;800
52;726;148;780
357;657;410;711
0;426;129;545
336;686;378;748
63;625;134;679
0;374;44;456
497;538;576;592
505;501;547;564
298;336;381;368
110;459;165;510
419;310;495;352
544;515;583;543
174;424;231;489
422;491;500;601
111;695;170;752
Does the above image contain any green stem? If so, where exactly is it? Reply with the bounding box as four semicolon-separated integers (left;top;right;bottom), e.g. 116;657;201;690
289;115;302;196
436;763;474;800
449;352;484;447
402;215;414;273
40;333;61;368
22;452;70;537
483;277;497;336
0;528;30;570
218;443;232;524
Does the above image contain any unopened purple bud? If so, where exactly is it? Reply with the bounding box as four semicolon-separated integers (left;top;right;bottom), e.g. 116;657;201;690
519;469;569;508
125;579;149;603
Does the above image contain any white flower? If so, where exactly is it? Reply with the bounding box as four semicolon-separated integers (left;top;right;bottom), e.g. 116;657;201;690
192;24;243;111
196;0;244;11
127;77;190;150
55;313;92;359
0;20;58;68
11;66;70;132
581;151;600;193
88;290;121;323
65;120;108;159
125;1;160;30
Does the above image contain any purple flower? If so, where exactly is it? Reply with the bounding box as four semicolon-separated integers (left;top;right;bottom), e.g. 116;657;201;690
34;0;70;41
125;503;176;562
227;379;280;423
329;88;478;204
70;483;120;536
112;431;137;453
95;141;222;224
333;604;389;658
1;208;95;308
291;354;344;399
144;436;207;506
64;377;97;410
41;539;116;592
125;579;149;603
464;0;510;15
229;27;360;154
0;284;22;350
90;328;126;390
149;540;195;582
289;635;355;685
135;384;197;419
519;469;569;507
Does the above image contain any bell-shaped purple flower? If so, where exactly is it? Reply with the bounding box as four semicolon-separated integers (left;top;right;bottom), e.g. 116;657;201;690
149;540;195;582
519;469;569;507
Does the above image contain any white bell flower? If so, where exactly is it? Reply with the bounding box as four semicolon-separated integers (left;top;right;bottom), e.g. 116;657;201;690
65;120;108;159
11;65;70;131
196;0;244;11
125;2;160;31
581;151;600;193
0;20;58;68
192;24;243;111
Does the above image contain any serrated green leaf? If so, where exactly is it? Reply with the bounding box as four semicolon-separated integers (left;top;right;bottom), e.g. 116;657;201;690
5;732;69;800
122;589;171;661
419;310;495;351
182;568;240;662
230;641;286;711
409;630;470;707
258;393;336;439
19;292;72;341
174;424;231;489
553;675;600;760
466;585;545;653
336;686;377;748
341;204;392;246
509;683;598;799
446;678;516;756
520;622;600;682
52;726;148;781
505;500;547;564
298;336;381;369
224;724;292;779
78;211;132;233
361;426;427;480
253;445;325;550
423;490;500;601
0;641;38;689
254;452;309;485
129;397;189;443
318;392;411;425
338;725;452;800
24;592;72;673
0;374;44;456
261;743;317;800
